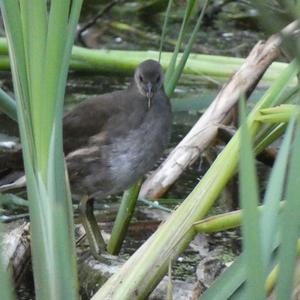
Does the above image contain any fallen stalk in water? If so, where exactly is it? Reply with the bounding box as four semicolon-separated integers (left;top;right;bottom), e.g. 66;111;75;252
0;38;295;85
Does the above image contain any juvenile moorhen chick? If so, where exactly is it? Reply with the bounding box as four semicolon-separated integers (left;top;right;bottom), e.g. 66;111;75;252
63;59;172;257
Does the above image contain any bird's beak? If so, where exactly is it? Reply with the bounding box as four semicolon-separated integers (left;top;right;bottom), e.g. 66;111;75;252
146;82;153;109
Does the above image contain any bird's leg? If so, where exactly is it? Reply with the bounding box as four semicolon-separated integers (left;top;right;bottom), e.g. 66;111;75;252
79;195;106;259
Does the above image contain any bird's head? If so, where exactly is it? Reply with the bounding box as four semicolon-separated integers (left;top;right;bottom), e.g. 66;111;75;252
134;60;164;108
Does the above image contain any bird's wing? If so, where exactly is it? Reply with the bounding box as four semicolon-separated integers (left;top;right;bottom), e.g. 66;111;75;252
63;93;123;154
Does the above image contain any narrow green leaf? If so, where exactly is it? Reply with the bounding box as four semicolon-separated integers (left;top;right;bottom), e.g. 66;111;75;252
239;98;265;299
260;104;298;115
0;0;36;166
257;104;299;124
39;0;71;179
158;0;173;62
165;0;208;97
53;0;84;121
254;123;287;155
276;115;300;299
256;112;292;124
260;117;296;274
164;0;196;84
0;0;29;101
19;0;32;104
47;126;78;299
44;1;83;297
20;0;47;167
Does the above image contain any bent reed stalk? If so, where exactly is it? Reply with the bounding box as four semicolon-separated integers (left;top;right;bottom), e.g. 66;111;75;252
0;37;294;85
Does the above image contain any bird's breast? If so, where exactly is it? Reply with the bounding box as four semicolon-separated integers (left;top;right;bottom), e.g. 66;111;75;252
105;101;171;191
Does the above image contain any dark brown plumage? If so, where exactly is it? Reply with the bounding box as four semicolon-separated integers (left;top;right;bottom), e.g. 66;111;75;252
63;59;172;257
63;59;172;199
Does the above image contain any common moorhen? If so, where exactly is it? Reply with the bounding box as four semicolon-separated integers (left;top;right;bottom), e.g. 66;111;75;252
63;59;172;257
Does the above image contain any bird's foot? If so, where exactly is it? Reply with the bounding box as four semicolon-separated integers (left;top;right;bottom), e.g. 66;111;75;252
79;195;106;260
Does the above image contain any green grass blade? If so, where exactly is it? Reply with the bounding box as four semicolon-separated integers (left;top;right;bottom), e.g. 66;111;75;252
49;0;83;151
276;115;300;299
45;1;83;296
46;127;79;299
53;0;83;121
165;0;208;97
158;0;173;62
20;0;47;168
254;123;287;154
256;113;292;124
164;0;196;84
260;117;296;273
239;98;265;299
38;0;71;179
0;0;28;101
19;1;32;105
0;0;35;164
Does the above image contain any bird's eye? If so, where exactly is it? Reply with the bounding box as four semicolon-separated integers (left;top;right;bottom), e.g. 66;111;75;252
156;75;160;83
139;75;144;82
